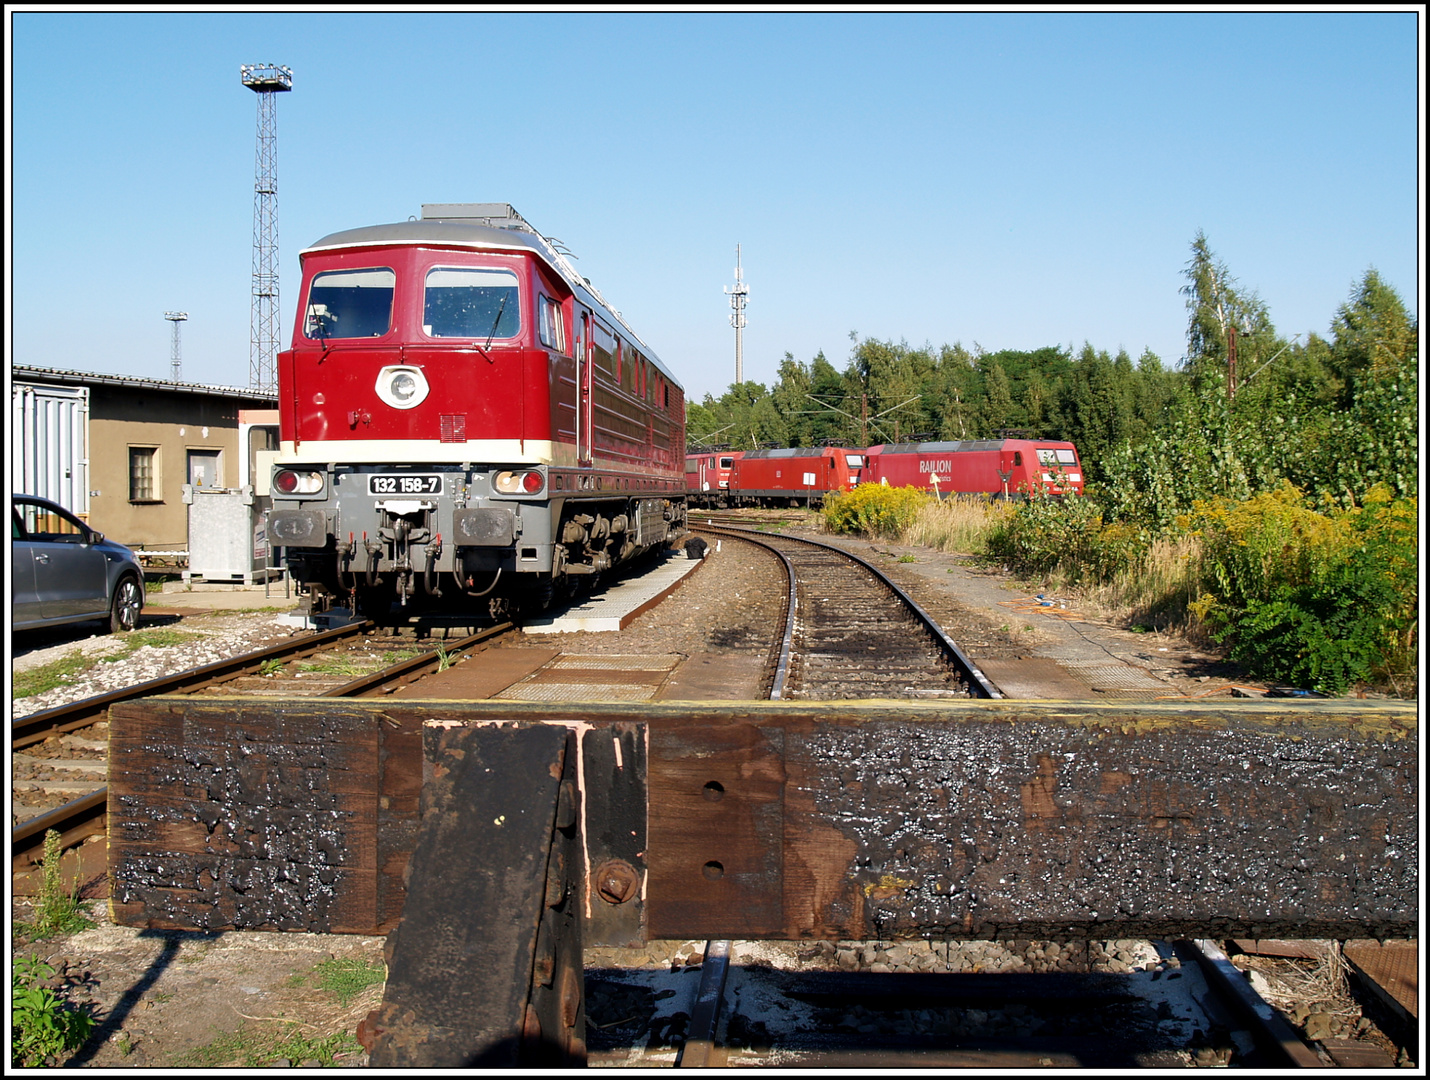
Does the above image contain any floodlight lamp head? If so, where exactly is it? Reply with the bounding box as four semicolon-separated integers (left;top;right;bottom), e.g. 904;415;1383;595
241;64;293;92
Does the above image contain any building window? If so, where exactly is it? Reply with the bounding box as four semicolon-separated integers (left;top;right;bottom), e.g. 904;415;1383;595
130;447;157;501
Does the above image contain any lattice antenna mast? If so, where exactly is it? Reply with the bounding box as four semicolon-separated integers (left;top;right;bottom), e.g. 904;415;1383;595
241;63;292;392
165;311;188;381
724;244;749;385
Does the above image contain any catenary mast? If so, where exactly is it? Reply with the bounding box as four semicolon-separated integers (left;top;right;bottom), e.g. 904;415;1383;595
240;63;292;393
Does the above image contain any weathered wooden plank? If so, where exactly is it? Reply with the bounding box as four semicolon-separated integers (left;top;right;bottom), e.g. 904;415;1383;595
647;721;786;938
108;698;421;933
106;698;1416;940
581;723;648;948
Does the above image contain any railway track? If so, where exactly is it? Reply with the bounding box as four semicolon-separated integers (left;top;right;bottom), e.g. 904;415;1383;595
698;524;999;700
11;618;514;878
14;536;1410;1068
594;523;1386;1069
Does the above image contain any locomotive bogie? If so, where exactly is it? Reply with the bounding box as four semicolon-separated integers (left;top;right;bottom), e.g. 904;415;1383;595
269;463;685;613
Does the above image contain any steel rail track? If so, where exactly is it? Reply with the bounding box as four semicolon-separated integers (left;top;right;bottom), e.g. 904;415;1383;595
695;524;1001;700
11;621;515;874
675;526;1319;1068
12;621;374;751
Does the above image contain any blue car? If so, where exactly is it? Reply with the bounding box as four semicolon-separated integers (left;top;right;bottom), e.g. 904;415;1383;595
12;494;145;633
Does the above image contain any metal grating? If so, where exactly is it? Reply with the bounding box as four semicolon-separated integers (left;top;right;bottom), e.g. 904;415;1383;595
548;654;680;671
496;682;659;703
439;414;467;442
1062;662;1171;693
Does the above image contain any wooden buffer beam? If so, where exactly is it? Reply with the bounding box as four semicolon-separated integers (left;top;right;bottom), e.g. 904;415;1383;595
107;697;1417;1067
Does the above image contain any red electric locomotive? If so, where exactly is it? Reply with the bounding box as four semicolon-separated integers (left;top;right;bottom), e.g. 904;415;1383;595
864;439;1084;498
266;203;689;618
685;450;743;507
728;447;865;507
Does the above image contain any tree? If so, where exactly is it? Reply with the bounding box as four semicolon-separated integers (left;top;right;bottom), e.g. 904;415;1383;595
1180;230;1274;397
1329;268;1418;386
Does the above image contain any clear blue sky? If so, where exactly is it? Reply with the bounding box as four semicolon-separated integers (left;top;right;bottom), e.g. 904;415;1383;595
8;9;1421;404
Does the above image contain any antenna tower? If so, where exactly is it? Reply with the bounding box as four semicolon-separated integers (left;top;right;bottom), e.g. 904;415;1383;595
724;244;749;384
241;63;292;392
165;311;188;381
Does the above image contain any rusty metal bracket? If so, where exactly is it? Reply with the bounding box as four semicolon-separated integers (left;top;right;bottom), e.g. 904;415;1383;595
363;722;585;1067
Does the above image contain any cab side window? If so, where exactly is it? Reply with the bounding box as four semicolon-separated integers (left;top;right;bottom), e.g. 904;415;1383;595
538;295;567;353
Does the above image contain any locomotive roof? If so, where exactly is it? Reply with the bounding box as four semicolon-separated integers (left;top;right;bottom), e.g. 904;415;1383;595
302;218;678;386
872;439;1075;454
741;447;857;459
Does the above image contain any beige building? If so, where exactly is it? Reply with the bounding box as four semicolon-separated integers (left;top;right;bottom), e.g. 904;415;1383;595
11;366;277;553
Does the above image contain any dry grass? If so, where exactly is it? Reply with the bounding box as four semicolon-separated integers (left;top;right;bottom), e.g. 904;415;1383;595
1076;534;1213;641
903;499;1215;644
1236;945;1354;1016
904;496;1013;555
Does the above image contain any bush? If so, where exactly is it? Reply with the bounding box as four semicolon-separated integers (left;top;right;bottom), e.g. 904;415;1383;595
986;496;1146;584
1188;482;1417;693
822;484;932;539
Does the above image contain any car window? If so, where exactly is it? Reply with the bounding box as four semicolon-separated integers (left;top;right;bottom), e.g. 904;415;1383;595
18;501;88;543
12;509;24;540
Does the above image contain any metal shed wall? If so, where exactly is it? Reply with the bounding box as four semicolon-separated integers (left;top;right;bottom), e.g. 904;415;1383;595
11;382;89;515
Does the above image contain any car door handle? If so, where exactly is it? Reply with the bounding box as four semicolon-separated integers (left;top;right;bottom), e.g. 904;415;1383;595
35;553;49;564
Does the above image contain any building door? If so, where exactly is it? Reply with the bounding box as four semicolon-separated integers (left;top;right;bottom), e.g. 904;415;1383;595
188;450;222;490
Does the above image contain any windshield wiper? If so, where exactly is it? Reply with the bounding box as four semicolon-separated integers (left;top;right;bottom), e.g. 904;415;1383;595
476;295;508;362
310;309;332;361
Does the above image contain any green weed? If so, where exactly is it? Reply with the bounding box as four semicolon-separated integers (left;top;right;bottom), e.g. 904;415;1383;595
15;831;95;940
11;954;95;1066
312;956;386;1007
12;651;99;698
175;1026;361;1069
99;628;192;663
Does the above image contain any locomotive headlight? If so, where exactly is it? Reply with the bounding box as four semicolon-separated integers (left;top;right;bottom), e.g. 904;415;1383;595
273;469;325;496
392;372;417;401
375;365;429;409
494;470;545;495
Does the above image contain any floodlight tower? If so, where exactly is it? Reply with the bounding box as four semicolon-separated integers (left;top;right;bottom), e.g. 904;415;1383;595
724;244;749;385
240;63;293;393
165;311;188;381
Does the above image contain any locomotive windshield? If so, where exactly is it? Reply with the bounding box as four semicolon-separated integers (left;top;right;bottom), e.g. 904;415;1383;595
423;267;521;339
304;268;395;339
1037;448;1078;466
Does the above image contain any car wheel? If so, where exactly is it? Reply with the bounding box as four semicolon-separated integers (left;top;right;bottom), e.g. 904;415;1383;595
109;575;142;633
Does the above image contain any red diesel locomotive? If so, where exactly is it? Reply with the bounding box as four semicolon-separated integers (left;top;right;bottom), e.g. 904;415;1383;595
865;439;1084;498
266;203;689;618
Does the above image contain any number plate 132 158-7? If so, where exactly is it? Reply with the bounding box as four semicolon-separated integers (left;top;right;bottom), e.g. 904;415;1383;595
367;474;443;496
